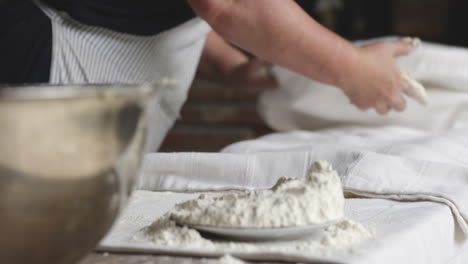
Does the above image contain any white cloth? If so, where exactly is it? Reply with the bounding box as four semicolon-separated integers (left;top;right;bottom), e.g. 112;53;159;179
35;0;211;152
258;40;468;132
126;38;468;263
138;126;468;237
99;191;468;264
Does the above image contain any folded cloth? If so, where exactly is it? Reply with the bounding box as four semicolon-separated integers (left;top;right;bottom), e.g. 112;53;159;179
258;39;468;132
100;191;468;264
138;126;468;236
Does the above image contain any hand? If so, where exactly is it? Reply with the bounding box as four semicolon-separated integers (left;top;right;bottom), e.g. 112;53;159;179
339;38;420;115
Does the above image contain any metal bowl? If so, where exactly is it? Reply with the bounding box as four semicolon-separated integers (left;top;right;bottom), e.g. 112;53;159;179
0;83;159;264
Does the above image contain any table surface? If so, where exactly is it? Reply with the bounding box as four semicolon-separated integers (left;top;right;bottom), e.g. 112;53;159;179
81;253;217;264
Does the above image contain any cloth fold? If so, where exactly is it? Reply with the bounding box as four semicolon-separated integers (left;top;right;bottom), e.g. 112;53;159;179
138;126;468;236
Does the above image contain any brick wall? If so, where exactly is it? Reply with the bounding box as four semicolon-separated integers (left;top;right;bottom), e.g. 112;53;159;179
159;80;273;152
394;0;450;41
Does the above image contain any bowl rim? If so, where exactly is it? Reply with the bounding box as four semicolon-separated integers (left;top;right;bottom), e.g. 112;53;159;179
0;83;158;101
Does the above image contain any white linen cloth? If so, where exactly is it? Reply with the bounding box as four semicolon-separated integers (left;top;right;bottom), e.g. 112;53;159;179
258;40;468;132
99;191;468;264
117;38;468;263
138;126;468;237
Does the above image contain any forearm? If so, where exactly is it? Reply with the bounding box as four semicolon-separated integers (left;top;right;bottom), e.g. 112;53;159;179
188;0;359;87
197;30;250;80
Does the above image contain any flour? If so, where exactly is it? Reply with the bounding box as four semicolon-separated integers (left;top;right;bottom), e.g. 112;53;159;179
218;255;246;264
142;161;373;258
170;161;345;228
143;217;373;257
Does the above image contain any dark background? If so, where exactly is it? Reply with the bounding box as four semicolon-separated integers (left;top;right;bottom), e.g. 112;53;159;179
160;0;468;152
2;0;465;45
298;0;468;46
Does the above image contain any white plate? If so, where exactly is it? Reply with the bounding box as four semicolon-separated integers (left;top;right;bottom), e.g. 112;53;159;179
178;219;344;241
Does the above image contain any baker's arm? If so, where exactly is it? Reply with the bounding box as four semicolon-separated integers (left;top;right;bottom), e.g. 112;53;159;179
188;0;417;113
197;31;278;91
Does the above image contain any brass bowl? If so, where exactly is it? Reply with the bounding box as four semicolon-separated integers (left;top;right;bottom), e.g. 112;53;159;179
0;83;158;264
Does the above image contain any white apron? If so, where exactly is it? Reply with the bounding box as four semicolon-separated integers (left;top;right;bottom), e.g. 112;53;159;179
34;0;211;152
